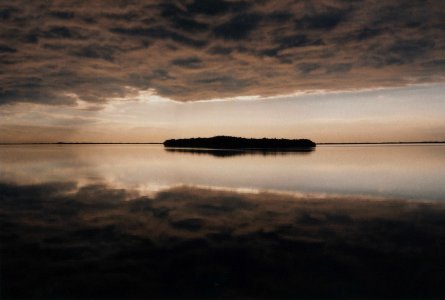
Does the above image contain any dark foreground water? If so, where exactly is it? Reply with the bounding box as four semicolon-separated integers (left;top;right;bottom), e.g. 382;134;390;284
1;145;445;299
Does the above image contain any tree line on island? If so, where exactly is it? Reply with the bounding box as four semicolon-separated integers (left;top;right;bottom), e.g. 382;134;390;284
163;136;316;149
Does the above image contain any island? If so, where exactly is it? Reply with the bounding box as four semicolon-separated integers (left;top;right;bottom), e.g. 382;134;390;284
163;136;316;149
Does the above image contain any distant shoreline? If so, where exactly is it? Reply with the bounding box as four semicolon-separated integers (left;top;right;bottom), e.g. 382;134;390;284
0;142;164;145
1;141;445;145
318;141;445;145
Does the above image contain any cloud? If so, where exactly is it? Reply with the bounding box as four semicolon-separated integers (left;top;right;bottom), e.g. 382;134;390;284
1;181;445;298
0;44;16;53
297;62;321;74
213;13;261;40
0;0;444;106
327;63;353;73
171;56;203;68
294;7;349;30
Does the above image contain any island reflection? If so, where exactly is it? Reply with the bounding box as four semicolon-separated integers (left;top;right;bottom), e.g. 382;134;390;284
1;180;445;299
164;147;314;157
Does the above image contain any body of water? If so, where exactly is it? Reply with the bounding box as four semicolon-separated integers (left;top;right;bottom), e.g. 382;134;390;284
1;144;444;200
1;144;445;299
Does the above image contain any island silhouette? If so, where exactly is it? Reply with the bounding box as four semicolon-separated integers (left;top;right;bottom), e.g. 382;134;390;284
163;136;316;149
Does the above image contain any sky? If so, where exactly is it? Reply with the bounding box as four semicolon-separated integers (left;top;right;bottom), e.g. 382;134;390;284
0;0;444;143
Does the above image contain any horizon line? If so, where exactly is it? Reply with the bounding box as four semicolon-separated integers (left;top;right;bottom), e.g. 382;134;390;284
1;141;445;145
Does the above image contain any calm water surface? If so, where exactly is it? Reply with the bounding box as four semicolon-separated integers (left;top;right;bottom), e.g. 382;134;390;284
1;144;444;200
1;144;445;299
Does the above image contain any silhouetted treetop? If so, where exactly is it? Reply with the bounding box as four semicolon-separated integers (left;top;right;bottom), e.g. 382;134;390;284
163;136;316;149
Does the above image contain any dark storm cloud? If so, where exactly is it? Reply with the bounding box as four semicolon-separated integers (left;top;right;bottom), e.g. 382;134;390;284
49;11;75;20
171;56;203;68
294;8;348;30
356;27;382;41
2;181;445;298
213;13;261;40
327;63;353;73
0;0;444;106
297;62;321;74
42;26;83;39
186;0;251;15
0;44;16;53
69;44;118;61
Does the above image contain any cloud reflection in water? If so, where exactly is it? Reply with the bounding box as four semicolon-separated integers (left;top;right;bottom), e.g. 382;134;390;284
1;181;445;299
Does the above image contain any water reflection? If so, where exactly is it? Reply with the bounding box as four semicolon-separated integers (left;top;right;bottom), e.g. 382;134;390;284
164;147;314;157
1;144;444;200
1;181;445;299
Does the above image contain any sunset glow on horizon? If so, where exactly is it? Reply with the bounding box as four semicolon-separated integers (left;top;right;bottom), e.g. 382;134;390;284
1;83;444;143
0;0;444;142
